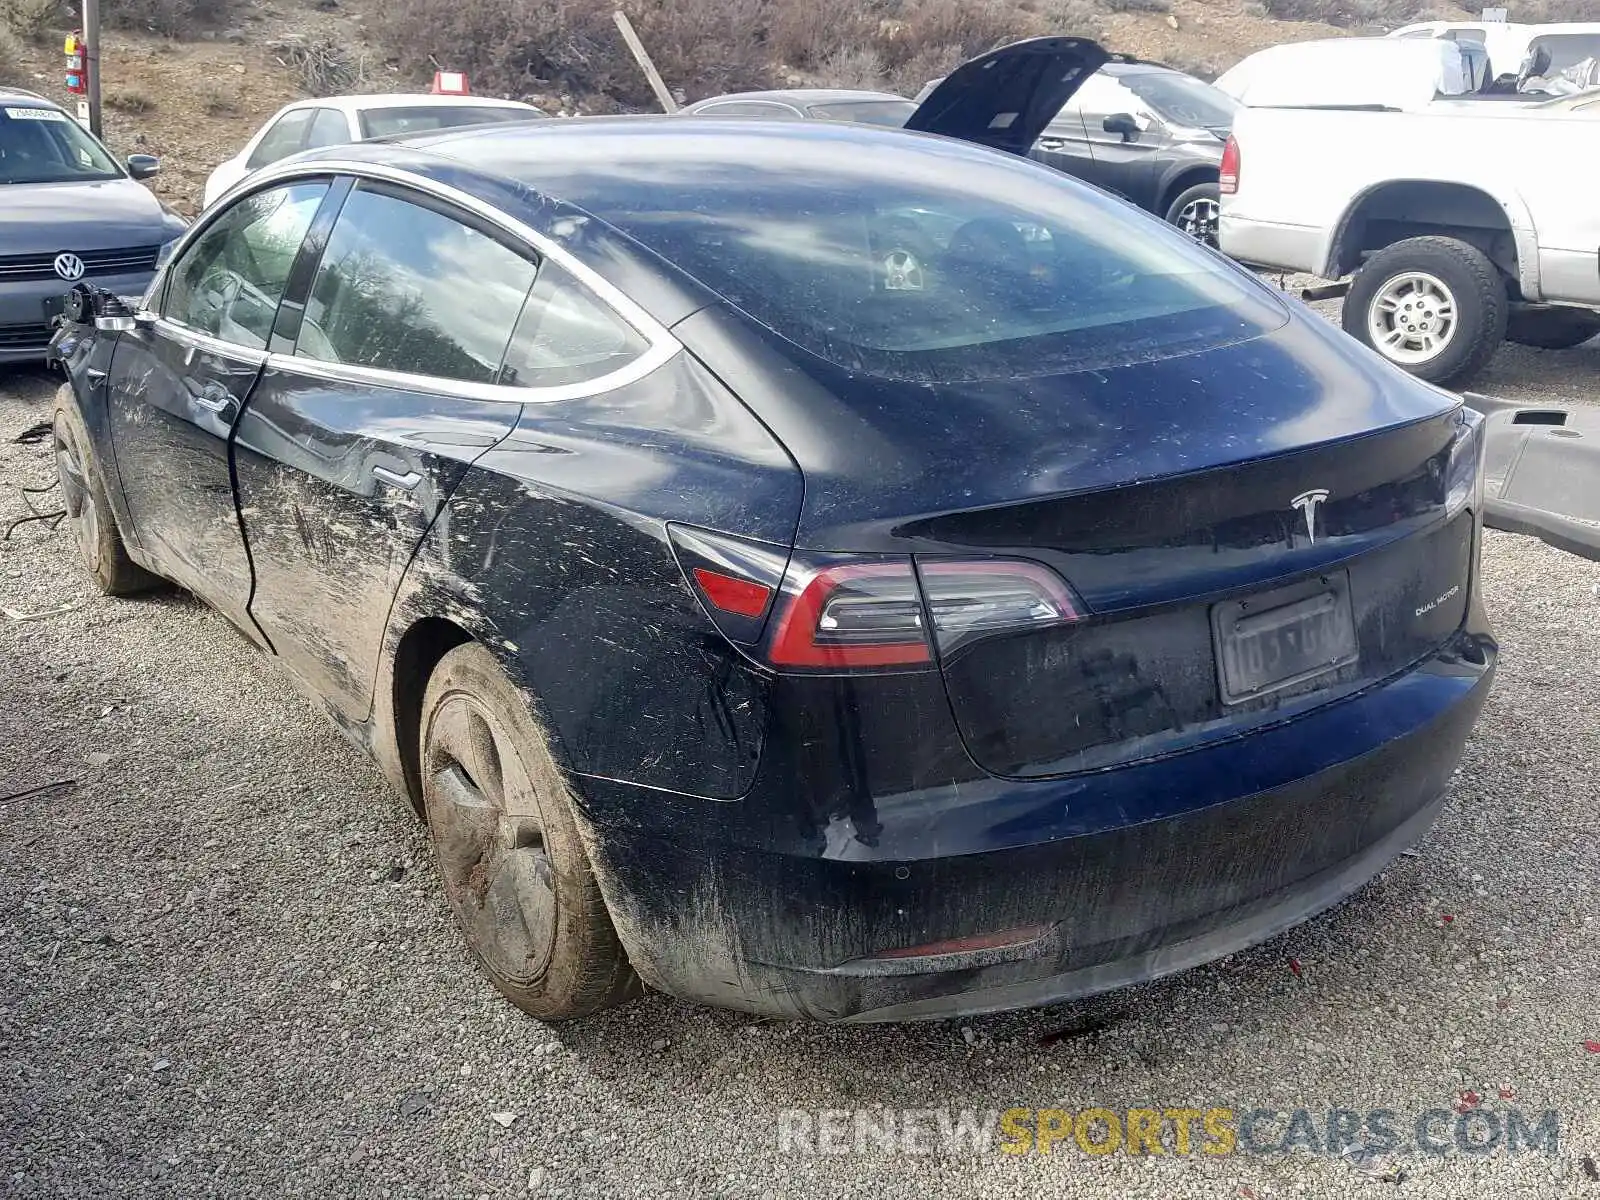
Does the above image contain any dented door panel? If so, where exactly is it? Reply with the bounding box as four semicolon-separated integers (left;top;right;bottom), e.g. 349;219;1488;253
232;366;521;722
105;321;265;639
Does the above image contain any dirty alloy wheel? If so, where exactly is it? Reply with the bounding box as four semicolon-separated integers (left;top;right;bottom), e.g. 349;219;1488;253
1164;182;1221;248
1505;307;1600;350
419;643;639;1020
50;386;159;596
1342;236;1506;386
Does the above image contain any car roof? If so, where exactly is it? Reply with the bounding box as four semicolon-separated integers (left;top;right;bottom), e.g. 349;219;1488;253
686;88;910;108
0;87;60;106
1100;62;1177;78
283;93;539;116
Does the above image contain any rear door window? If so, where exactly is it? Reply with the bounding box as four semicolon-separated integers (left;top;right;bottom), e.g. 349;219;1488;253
304;107;351;149
294;184;537;382
162;181;329;349
498;261;649;388
247;110;314;169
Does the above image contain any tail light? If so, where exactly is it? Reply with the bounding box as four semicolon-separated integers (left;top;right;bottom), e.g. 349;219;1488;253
1219;135;1240;195
1444;404;1485;517
767;555;1082;671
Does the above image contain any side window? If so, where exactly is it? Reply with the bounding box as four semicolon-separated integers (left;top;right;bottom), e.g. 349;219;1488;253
695;101;801;118
162;181;328;349
246;110;314;169
295;186;537;383
498;262;650;388
304;107;351;150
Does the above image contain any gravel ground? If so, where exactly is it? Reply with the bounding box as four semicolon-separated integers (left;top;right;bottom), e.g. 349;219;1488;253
4;324;1600;1199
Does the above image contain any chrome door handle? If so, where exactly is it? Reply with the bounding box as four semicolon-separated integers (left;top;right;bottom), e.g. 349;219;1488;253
194;387;234;413
372;465;422;491
85;367;107;383
1037;138;1067;151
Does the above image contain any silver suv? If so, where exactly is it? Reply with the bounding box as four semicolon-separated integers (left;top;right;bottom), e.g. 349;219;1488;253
0;89;186;363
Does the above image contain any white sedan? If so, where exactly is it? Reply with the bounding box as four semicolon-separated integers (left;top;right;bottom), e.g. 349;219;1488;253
202;93;543;208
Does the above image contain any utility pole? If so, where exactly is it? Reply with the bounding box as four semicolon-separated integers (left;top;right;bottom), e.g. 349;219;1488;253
613;11;678;114
82;0;102;136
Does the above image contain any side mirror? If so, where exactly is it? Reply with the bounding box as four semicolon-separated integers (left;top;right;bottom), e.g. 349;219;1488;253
127;154;160;180
1102;112;1142;141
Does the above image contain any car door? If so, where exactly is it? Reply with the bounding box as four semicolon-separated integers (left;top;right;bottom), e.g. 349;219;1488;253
230;179;541;722
1029;93;1096;184
1072;74;1164;207
104;178;331;638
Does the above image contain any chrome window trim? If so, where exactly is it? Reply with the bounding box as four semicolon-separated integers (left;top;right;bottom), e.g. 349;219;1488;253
150;315;269;366
148;158;683;404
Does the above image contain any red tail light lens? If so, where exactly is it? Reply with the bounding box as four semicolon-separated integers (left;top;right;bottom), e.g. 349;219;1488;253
1219;135;1240;196
767;557;1082;671
691;567;773;618
769;563;930;668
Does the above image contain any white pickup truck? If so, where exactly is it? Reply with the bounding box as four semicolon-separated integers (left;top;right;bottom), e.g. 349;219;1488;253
1219;88;1600;384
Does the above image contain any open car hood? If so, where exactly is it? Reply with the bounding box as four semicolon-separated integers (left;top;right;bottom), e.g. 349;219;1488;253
904;36;1111;155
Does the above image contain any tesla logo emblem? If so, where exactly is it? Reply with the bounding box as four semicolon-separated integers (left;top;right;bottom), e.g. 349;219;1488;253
53;253;85;281
1291;489;1330;544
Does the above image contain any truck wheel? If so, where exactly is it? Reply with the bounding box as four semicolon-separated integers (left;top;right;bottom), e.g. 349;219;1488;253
419;643;640;1021
1165;182;1220;247
51;387;160;596
1343;236;1507;385
1506;308;1600;350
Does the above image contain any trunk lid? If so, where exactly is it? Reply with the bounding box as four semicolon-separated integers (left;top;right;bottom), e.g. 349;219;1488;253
904;36;1110;156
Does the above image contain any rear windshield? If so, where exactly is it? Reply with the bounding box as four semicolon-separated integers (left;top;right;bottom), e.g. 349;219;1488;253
805;98;918;127
557;135;1283;381
359;105;537;139
0;105;121;184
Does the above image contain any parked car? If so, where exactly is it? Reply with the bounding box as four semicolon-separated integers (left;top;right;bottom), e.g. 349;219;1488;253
0;89;186;365
1219;86;1600;383
678;88;918;126
1214;37;1492;106
1391;19;1600;86
915;60;1238;243
201;93;544;208
51;36;1495;1023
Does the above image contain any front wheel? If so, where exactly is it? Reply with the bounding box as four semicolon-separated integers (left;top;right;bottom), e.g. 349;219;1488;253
419;643;640;1021
1342;236;1507;385
1164;182;1221;248
51;387;160;596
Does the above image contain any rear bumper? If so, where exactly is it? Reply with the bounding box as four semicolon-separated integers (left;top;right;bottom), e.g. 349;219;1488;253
1218;213;1326;276
577;624;1494;1022
0;272;154;363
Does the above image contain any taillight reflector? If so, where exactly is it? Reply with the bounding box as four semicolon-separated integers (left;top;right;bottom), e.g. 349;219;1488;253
691;567;773;618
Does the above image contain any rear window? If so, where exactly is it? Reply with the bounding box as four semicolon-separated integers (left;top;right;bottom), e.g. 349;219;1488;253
805;98;918;127
359;105;536;139
558;136;1284;381
0;105;121;184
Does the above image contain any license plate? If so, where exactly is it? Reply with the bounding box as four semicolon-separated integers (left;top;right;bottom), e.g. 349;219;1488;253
1211;574;1358;704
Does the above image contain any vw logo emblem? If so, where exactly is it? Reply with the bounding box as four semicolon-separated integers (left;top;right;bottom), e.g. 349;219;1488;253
53;252;86;282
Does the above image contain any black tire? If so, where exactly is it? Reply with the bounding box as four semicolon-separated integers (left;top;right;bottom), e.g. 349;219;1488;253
51;386;160;596
1506;308;1600;350
419;643;639;1020
1164;181;1221;247
1342;236;1507;386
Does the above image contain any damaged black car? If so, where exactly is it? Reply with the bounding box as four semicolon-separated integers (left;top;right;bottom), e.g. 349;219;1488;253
51;38;1495;1022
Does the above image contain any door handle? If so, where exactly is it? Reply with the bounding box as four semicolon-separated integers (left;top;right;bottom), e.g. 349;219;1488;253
85;367;107;383
372;465;423;492
1037;138;1067;151
193;386;235;414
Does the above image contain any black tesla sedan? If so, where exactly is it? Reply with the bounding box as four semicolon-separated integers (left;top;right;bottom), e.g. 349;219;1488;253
50;41;1495;1023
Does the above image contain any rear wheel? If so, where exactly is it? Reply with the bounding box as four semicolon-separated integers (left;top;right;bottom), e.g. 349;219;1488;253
51;387;160;596
419;643;639;1020
1506;308;1600;350
1342;236;1507;385
1164;182;1221;248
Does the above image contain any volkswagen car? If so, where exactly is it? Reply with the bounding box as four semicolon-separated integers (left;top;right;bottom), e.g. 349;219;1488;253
1;89;186;364
50;37;1495;1023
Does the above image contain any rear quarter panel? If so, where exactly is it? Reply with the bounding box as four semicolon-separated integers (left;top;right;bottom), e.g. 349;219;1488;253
377;350;803;804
